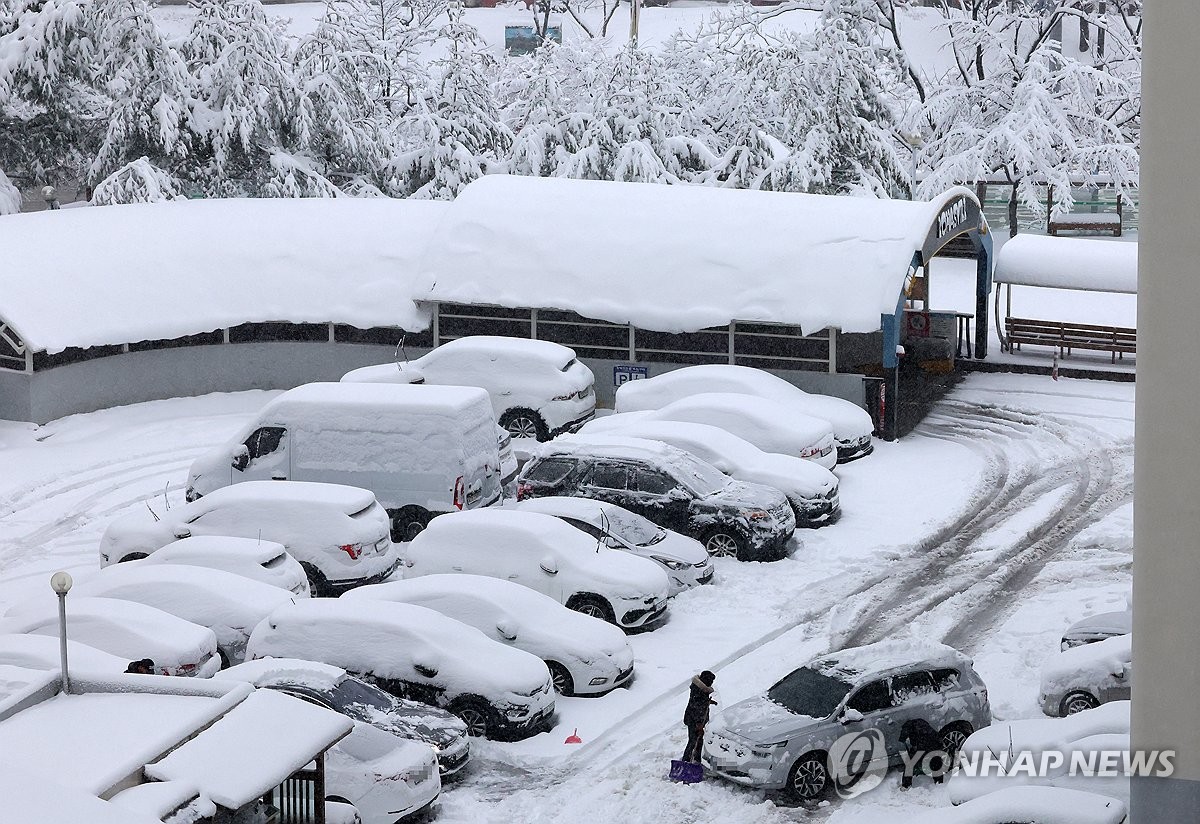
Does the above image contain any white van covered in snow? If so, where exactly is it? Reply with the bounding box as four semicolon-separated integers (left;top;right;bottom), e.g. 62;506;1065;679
186;383;502;540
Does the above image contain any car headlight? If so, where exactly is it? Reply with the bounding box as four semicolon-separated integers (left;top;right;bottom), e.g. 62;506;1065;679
506;703;531;718
651;555;687;570
589;677;608;686
750;741;788;757
740;508;770;521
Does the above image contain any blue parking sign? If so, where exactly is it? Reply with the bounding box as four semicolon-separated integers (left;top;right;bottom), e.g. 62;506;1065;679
614;365;648;388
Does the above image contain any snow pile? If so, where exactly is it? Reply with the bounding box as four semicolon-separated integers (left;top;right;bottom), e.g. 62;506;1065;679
0;764;164;824
147;688;353;809
91;157;183;205
139;536;308;596
926;785;1126;824
1040;633;1131;700
813;639;966;682
214;657;346;692
0;167;20;215
995;235;1137;294
0;633;129;675
419;176;980;335
0;664;57;715
109;780;216;824
0;198;446;354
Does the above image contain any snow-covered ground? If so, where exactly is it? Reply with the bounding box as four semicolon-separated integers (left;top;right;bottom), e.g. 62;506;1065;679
0;372;1133;821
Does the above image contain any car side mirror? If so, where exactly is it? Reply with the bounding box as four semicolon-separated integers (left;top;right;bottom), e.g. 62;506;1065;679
232;445;250;472
496;621;518;642
173;526;192;539
539;557;558;576
414;663;438;679
841;708;864;724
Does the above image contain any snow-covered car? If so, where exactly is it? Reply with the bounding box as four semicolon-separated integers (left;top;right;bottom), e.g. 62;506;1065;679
510;497;712;593
1040;633;1132;716
519;436;796;561
0;633;128;674
1;597;221;677
343;336;596;441
133;535;309;597
54;564;297;667
585;393;837;469
1061;609;1131;651
215;658;471;779
344;575;636;696
930;786;1127;824
950;702;1131;806
323;721;441;824
704;640;991;802
403;509;671;631
497;426;519;500
98;481;401;597
614;364;875;462
247;598;555;739
576;419;841;527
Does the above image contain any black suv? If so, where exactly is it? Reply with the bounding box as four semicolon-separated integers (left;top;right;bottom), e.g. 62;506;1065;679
517;437;797;561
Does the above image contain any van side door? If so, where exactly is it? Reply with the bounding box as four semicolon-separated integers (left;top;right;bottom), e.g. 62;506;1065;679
237;426;290;483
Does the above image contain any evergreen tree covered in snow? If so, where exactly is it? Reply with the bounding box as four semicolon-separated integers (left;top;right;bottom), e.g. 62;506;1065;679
90;156;182;204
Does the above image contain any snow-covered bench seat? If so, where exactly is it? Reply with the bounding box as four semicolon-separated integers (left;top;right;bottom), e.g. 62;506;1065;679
1005;317;1136;363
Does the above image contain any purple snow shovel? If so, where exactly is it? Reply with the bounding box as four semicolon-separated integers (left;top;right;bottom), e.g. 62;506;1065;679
668;760;704;784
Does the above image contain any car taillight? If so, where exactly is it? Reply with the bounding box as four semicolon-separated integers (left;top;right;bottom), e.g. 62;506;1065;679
516;482;533;501
339;543;361;560
453;476;465;510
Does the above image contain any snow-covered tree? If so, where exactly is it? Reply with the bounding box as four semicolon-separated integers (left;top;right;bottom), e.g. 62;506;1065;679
261;151;343;198
0;165;20;214
90;156;182;204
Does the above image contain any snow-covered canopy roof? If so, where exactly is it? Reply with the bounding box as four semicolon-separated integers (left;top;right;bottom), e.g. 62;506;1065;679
995;235;1137;294
419;176;985;334
146;688;353;809
0;198;447;355
0;764;165;824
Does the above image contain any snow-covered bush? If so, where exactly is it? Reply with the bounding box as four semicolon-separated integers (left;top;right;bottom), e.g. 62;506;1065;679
90;156;182;205
0;167;20;214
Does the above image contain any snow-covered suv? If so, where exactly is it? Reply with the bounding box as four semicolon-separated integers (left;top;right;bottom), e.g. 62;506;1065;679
518;435;796;561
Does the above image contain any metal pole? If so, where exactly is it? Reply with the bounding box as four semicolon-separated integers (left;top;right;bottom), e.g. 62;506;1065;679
57;592;69;694
1133;0;1200;818
629;0;640;47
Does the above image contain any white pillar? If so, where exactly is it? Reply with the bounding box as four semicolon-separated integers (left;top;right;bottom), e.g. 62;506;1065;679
1131;0;1200;818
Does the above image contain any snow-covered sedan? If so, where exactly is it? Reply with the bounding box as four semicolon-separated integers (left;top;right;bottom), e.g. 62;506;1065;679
510;497;712;593
585;393;837;469
1;597;220;677
1060;609;1131;651
215;658;471;779
615;364;875;462
98;481;401;596
247;599;555;739
932;786;1127;824
135;536;309;597
56;564;297;667
1040;633;1132;716
323;721;441;824
577;419;841;527
343;336;596;442
403;509;671;631
344;575;636;696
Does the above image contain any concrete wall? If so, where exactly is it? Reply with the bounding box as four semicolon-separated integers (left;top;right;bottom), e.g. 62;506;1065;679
2;343;868;425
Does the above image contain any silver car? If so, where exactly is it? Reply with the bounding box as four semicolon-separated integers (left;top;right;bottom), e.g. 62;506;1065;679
704;641;991;801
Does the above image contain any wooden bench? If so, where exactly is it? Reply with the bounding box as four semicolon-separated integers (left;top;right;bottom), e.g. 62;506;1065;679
1047;188;1124;237
1005;317;1136;363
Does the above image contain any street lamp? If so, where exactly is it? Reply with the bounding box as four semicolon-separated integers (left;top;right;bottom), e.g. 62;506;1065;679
901;131;924;200
49;571;72;694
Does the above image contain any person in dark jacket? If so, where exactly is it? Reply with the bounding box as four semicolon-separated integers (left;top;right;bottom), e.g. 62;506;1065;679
682;670;717;763
899;718;945;788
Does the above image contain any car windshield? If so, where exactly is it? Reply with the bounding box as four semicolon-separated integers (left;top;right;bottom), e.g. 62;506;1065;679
604;507;665;546
672;454;729;497
327;675;397;719
767;667;853;718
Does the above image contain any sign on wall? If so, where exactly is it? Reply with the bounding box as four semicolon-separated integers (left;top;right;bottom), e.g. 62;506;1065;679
614;364;648;388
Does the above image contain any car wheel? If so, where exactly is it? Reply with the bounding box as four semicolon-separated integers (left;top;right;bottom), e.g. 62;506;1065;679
938;722;973;761
1061;691;1100;715
391;506;432;542
217;649;231;670
786;753;829;802
567;594;616;625
300;563;328;597
500;409;549;442
118;552;149;563
451;699;498;738
702;528;747;560
547;662;574;696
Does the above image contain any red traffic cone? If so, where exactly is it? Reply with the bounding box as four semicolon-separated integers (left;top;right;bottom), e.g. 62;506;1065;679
564;728;582;745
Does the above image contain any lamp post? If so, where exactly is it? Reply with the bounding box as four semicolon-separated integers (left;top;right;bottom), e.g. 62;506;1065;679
49;571;72;694
901;131;923;200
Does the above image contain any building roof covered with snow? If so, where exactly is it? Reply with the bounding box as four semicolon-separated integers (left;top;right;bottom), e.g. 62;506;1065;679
995;234;1137;294
420;175;985;335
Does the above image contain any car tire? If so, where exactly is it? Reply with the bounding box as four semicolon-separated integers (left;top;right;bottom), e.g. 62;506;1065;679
938;721;973;761
547;661;574;696
566;593;616;625
217;649;231;670
391;506;432;542
300;563;328;598
450;698;499;738
701;527;748;560
500;408;550;442
786;752;829;802
118;552;149;563
1061;691;1100;715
